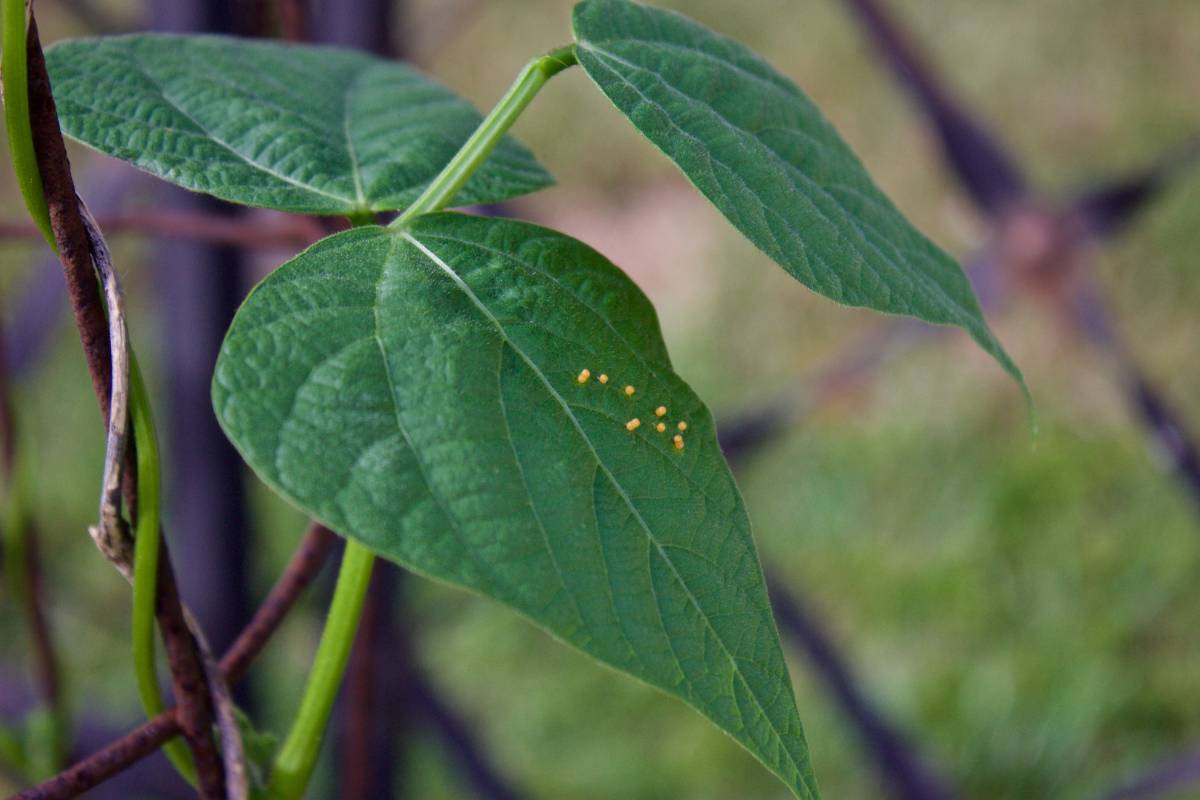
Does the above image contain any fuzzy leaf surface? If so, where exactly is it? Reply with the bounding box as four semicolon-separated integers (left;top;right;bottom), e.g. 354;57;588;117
45;35;552;214
213;213;817;799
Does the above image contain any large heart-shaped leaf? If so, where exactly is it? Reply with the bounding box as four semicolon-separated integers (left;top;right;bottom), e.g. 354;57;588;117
213;213;818;799
44;35;551;214
573;0;1023;389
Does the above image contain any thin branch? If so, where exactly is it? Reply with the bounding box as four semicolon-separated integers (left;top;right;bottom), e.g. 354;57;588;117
10;521;339;800
4;165;144;380
1070;133;1200;241
1124;367;1200;505
189;619;249;800
9;711;181;800
25;16;112;419
840;0;1028;215
0;211;324;249
149;546;225;797
1065;282;1200;508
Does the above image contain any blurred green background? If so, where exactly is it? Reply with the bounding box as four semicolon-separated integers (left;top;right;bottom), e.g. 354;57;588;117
2;0;1199;798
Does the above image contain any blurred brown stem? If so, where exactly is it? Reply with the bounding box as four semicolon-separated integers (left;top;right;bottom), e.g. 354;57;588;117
0;211;323;249
339;565;395;799
9;522;338;800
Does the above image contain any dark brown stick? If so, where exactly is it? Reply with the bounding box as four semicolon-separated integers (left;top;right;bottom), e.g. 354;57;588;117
25;18;111;418
841;0;1027;215
0;212;324;248
150;542;225;798
10;711;181;800
10;522;339;800
24;18;224;797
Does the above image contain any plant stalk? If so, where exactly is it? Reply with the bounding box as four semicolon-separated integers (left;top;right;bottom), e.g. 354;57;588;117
128;355;197;784
268;540;376;800
392;43;577;226
12;522;339;799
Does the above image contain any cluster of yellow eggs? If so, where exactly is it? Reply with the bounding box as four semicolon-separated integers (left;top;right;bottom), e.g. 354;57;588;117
576;368;687;450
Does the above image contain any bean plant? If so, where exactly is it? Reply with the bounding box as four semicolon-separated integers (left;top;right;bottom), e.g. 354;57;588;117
3;0;1025;797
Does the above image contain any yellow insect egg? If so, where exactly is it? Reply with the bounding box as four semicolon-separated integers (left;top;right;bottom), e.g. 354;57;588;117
655;422;667;433
655;405;667;417
625;418;641;432
598;373;609;384
673;434;684;450
577;368;591;384
677;421;688;432
624;385;636;397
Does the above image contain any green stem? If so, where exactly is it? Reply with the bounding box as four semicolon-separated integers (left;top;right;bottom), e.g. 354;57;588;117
268;540;375;800
391;43;577;226
2;0;53;248
129;355;197;785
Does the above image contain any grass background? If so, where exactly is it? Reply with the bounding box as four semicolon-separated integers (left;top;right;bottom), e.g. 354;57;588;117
2;0;1199;797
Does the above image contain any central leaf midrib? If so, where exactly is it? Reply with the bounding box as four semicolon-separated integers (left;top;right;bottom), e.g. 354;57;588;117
342;67;369;209
399;230;807;786
368;236;512;599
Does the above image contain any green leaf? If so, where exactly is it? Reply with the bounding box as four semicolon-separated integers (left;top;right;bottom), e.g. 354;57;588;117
572;0;1023;390
234;707;277;794
44;35;552;215
213;213;818;800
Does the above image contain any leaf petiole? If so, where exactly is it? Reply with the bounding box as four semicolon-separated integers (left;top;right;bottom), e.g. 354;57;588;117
267;539;375;800
392;43;577;225
129;354;197;785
